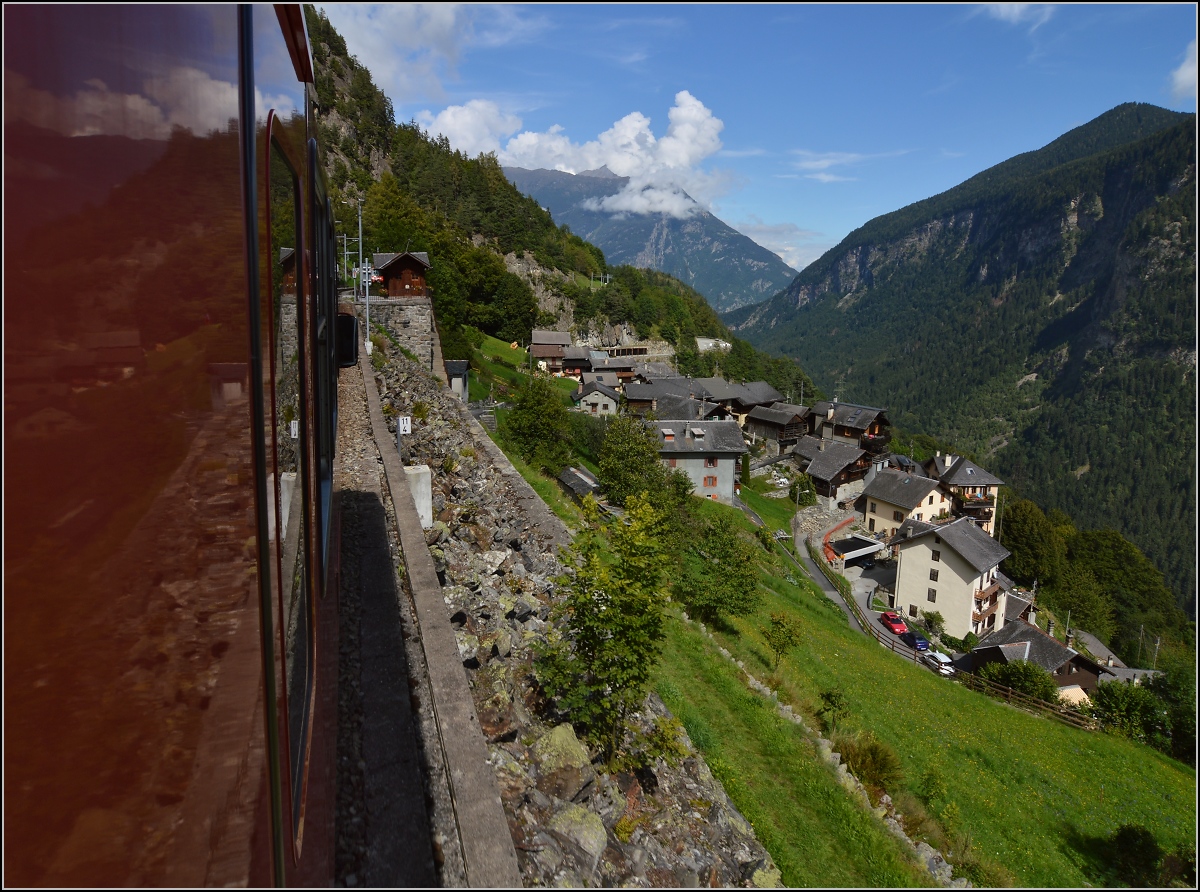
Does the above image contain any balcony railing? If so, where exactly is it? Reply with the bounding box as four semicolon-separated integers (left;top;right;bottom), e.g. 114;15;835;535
954;491;995;506
861;432;892;454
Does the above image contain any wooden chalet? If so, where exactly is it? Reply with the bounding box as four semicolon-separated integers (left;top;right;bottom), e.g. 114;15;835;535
745;402;808;452
279;247;297;294
808;400;891;453
372;251;431;297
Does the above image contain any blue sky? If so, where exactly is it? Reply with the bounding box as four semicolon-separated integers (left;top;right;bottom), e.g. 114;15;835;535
321;3;1197;271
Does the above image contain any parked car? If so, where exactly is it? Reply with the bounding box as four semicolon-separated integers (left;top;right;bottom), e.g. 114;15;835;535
900;630;930;651
861;557;876;569
922;651;955;676
879;611;907;634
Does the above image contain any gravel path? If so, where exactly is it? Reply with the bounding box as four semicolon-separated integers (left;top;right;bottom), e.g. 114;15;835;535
332;362;459;887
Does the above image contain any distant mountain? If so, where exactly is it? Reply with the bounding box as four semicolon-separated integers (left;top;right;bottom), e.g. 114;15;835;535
503;166;798;313
728;102;1196;614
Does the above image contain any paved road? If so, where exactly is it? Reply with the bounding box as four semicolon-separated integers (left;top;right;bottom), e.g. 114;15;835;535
781;536;865;633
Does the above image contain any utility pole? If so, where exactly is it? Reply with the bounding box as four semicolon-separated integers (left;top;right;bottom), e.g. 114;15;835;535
1137;625;1145;665
1152;636;1161;671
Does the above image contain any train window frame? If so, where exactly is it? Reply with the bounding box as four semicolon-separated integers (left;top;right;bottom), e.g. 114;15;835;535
265;115;316;850
308;136;336;569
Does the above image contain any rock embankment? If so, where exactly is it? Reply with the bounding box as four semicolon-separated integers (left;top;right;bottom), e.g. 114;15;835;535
370;350;781;888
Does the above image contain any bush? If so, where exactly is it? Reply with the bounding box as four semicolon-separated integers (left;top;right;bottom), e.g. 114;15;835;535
535;496;670;759
837;731;904;792
816;688;849;735
977;659;1061;703
499;376;571;474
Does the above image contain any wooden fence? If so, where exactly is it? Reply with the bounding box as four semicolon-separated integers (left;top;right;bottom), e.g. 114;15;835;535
805;534;1097;733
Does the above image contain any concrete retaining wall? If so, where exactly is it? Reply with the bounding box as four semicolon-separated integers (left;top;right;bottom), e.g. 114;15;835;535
358;352;521;888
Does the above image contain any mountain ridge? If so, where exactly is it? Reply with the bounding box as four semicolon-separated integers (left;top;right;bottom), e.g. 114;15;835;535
503;165;798;313
728;104;1196;614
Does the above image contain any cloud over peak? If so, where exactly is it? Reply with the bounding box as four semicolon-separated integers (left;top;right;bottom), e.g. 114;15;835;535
419;90;728;219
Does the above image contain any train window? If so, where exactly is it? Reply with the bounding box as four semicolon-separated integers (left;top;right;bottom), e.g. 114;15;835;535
269;136;312;838
310;139;335;567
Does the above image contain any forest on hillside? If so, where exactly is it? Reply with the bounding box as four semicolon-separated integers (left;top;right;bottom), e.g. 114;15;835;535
730;108;1196;617
304;6;818;401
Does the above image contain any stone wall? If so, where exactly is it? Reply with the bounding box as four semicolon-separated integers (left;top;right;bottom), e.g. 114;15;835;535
362;297;437;372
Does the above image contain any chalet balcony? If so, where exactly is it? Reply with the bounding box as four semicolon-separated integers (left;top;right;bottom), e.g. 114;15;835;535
861;431;892;454
971;583;1003;623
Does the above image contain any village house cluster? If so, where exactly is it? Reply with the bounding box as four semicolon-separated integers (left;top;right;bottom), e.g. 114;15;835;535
532;328;1140;688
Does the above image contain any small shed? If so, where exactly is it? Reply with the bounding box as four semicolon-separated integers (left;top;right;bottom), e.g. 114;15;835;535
373;251;431;297
445;360;469;401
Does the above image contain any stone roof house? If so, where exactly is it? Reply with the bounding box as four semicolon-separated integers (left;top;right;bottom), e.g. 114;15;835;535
963;620;1114;697
649;420;747;504
889;516;1011;639
860;469;948;536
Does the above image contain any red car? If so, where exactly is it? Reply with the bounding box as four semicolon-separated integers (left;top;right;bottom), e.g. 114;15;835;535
880;611;908;634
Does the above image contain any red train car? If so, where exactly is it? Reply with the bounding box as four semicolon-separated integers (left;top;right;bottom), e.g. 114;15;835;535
4;5;356;885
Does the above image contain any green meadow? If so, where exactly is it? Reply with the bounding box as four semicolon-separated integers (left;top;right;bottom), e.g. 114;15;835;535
473;371;1195;887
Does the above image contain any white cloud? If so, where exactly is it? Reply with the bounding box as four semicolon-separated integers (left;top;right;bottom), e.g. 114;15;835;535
4;68;286;140
792;151;868;172
733;216;830;271
320;4;548;104
1171;39;1197;103
980;4;1055;31
458;90;730;219
789;148;906;183
417;99;521;156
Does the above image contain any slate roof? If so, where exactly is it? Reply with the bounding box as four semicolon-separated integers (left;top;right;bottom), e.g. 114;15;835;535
373;251;431;270
1098;667;1163;685
862;469;941;510
580;371;621;388
891;515;1010;573
747;404;805;427
650;395;722;421
279;247;295;264
530;344;565;358
572;381;621;402
940;456;1005;487
531;329;572;346
650;420;747;454
633;362;681;379
742;381;785;405
563;345;591;361
693;377;747;403
624;382;680;403
1004;590;1034;623
792;435;864;481
973;620;1102;676
444;360;469;377
558;466;600;499
810;400;886;431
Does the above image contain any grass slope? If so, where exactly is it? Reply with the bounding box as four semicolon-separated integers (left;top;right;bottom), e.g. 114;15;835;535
697;506;1196;888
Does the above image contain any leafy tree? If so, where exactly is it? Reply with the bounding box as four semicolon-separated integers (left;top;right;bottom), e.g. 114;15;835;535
999;498;1066;588
977;659;1060;702
788;473;817;508
1088;680;1169;747
764;611;803;671
920;610;946;638
1041;566;1117;644
598;416;669;507
499;376;571;474
535;496;671;760
674;519;761;623
816;687;849;734
1144;656;1197;765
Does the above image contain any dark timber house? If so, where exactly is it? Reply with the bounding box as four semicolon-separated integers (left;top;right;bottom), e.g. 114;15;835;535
373;251;431;297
